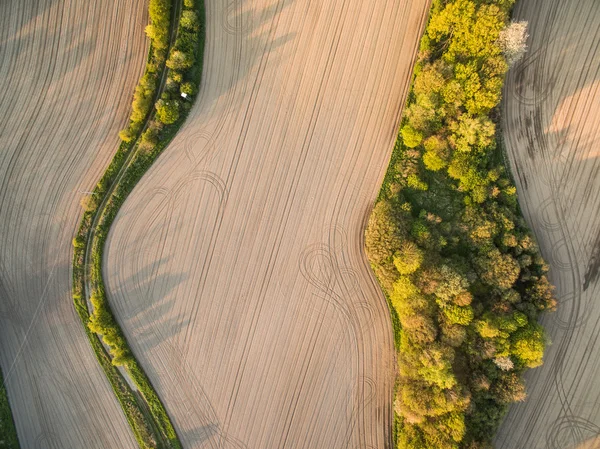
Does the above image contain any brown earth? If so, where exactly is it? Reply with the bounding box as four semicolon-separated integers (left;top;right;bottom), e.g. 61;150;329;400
0;0;147;447
496;1;600;448
104;0;430;448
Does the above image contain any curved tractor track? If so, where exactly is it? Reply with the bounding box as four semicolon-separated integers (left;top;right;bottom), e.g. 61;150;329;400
104;0;430;448
0;0;147;447
496;0;600;448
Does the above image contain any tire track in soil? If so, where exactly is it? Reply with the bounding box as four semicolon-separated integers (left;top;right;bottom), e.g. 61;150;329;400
495;1;600;448
105;0;430;448
0;0;148;447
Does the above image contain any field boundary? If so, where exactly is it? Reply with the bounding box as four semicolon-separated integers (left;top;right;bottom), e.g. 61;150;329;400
71;0;205;447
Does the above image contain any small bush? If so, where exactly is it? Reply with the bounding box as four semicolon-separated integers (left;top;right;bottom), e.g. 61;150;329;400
80;194;98;212
155;99;180;124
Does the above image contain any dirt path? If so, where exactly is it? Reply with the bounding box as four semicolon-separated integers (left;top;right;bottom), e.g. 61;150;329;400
496;1;600;448
104;0;430;448
0;1;147;447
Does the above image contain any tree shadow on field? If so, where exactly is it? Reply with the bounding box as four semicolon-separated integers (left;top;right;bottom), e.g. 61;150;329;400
190;0;296;117
0;0;146;164
106;253;191;354
104;224;252;449
0;214;133;449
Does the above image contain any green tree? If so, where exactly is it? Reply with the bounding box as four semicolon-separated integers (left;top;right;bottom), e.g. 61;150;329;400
394;242;424;275
510;322;546;368
180;10;200;31
475;247;520;290
448;114;495;153
365;201;403;289
155;99;180;124
167;50;195;71
492;372;526;403
401;124;424;148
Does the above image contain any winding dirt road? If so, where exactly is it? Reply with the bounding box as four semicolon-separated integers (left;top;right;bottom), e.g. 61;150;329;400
0;1;147;447
496;1;600;448
105;0;430;448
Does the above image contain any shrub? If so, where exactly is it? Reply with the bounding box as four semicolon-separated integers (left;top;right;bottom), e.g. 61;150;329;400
119;126;137;142
180;10;200;31
80;194;98;212
73;236;85;248
155;99;180;124
167;50;194;71
0;368;20;449
181;81;198;96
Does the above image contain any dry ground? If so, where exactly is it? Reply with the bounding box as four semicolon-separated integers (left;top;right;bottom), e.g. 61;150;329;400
495;1;600;448
105;0;430;448
0;1;147;447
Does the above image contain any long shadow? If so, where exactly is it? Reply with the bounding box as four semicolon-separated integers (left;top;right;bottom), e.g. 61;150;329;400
107;252;190;353
187;0;296;121
0;1;148;446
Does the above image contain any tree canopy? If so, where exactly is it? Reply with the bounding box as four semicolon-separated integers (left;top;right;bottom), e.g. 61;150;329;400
365;1;554;447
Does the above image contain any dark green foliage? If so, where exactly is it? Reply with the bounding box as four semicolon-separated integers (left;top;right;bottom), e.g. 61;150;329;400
0;368;20;449
366;0;556;447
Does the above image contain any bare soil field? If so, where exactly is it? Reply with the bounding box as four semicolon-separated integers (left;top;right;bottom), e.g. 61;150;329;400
496;1;600;448
105;0;430;447
0;1;147;447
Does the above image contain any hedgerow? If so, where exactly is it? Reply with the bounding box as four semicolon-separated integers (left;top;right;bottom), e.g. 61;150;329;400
366;1;555;448
72;0;205;448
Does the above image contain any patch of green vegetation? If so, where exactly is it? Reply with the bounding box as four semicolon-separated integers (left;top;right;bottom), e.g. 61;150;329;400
366;1;555;448
0;368;20;449
72;0;205;448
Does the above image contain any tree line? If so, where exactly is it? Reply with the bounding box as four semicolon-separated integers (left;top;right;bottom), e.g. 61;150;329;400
366;1;554;448
72;0;205;447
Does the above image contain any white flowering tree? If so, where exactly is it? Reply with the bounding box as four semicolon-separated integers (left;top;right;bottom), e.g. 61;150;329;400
499;21;529;66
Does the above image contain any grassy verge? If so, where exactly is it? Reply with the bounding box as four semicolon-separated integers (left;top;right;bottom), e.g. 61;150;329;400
0;369;20;449
366;1;555;448
72;0;205;448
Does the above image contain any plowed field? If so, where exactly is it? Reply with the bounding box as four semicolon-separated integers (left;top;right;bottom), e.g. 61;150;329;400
0;1;146;447
105;0;430;448
496;1;600;448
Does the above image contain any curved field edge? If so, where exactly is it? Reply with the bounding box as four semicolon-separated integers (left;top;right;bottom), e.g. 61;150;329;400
0;368;20;449
366;0;556;448
71;0;205;448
